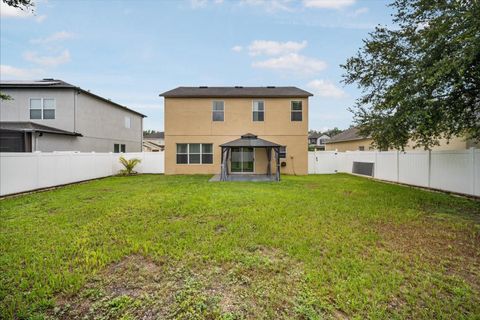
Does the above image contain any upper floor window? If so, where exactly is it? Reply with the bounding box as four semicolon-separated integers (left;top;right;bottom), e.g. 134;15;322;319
291;101;302;121
30;98;56;120
212;101;224;121
252;100;264;122
125;116;131;128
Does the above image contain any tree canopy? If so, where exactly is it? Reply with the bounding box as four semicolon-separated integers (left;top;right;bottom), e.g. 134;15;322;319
2;0;34;10
342;0;480;150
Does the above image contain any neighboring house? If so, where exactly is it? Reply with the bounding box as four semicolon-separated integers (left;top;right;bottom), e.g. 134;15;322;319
143;131;164;152
160;86;313;177
308;132;321;145
325;127;478;151
0;79;145;153
309;132;330;151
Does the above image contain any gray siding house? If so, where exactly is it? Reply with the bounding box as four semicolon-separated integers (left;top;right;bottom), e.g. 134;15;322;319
0;79;145;152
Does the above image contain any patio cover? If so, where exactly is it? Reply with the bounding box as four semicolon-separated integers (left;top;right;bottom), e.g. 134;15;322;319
219;134;283;181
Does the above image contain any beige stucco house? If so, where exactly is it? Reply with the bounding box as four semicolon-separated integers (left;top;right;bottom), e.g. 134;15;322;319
325;127;477;151
160;86;312;178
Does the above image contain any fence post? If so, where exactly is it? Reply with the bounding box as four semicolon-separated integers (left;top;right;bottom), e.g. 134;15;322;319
374;151;378;178
396;151;400;182
427;150;432;188
472;147;476;195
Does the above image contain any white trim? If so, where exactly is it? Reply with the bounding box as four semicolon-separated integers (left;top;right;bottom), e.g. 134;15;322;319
212;100;225;122
252;100;265;122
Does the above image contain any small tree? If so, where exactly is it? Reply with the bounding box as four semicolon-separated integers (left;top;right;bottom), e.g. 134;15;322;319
119;156;141;175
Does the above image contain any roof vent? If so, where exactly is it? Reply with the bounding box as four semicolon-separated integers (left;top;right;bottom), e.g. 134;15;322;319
199;86;208;89
235;86;243;88
241;133;258;139
267;86;276;88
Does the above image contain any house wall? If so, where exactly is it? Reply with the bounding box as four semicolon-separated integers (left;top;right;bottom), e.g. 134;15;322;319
164;97;309;175
0;88;143;152
0;88;76;132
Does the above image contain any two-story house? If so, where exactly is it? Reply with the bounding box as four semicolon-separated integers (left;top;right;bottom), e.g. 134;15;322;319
308;132;330;151
0;79;145;152
160;86;313;179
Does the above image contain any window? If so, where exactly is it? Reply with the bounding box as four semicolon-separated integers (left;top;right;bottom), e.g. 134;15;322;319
358;146;365;151
43;99;55;119
176;143;213;164
291;101;302;121
30;99;42;119
253;100;264;121
30;98;55;119
212;101;224;121
189;143;201;164
125;116;131;129
176;144;188;164
279;146;287;158
114;144;126;153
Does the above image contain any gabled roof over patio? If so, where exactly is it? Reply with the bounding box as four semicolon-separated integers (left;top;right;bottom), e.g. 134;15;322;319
220;133;283;148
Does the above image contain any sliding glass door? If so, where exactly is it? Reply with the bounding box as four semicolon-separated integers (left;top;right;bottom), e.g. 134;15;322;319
231;147;254;173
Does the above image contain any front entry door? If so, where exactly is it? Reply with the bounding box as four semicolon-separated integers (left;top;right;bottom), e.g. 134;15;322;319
231;147;254;173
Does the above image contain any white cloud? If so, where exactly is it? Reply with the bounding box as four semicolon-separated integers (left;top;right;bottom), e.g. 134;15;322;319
190;0;208;8
307;79;346;98
303;0;355;9
0;65;44;79
252;54;327;75
30;31;74;44
248;40;307;56
239;0;292;12
0;2;46;21
23;50;71;67
350;7;368;16
232;45;243;52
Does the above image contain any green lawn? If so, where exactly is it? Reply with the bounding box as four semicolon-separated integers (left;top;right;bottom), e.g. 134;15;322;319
1;174;479;319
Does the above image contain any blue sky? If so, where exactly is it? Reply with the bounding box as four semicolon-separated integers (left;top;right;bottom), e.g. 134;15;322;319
1;0;393;131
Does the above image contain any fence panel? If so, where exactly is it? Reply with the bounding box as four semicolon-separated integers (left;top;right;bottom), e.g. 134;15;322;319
0;151;165;196
430;150;473;195
308;151;338;174
375;152;398;181
398;151;430;187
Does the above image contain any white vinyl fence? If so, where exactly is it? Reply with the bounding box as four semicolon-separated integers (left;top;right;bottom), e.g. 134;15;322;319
309;149;479;197
0;152;164;196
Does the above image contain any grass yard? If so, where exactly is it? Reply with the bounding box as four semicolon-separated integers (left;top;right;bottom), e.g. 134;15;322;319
1;174;479;319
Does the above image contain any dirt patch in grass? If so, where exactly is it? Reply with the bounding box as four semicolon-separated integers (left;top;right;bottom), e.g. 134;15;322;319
376;217;480;290
48;249;308;319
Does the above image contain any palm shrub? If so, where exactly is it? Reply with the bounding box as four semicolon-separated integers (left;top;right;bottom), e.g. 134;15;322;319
119;156;141;175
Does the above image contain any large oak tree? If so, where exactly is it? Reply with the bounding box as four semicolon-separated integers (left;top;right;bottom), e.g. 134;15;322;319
342;0;480;150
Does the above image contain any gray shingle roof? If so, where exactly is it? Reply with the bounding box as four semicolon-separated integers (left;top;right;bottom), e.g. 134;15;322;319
160;86;313;98
0;121;82;136
0;79;146;117
326;127;370;143
220;133;283;148
143;132;164;139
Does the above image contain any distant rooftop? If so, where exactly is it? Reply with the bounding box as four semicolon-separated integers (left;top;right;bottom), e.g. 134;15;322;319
327;127;370;143
143;131;164;139
160;86;313;98
1;79;146;117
